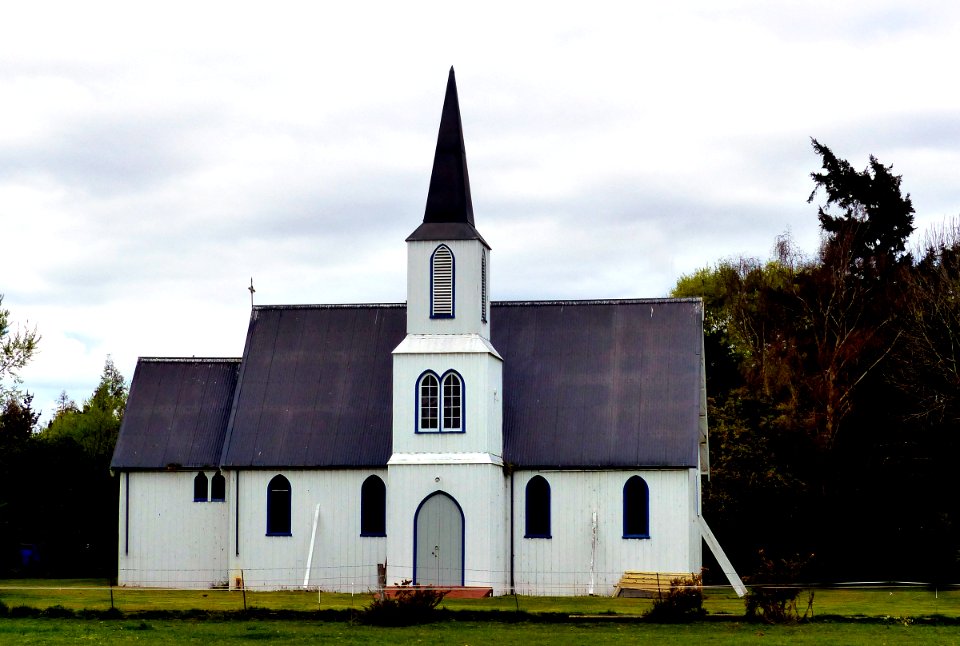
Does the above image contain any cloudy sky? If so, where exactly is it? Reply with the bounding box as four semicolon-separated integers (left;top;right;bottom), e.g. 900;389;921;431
3;1;960;421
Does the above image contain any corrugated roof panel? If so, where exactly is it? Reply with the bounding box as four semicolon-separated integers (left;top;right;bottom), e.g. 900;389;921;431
110;358;241;470
221;304;405;468
495;299;703;468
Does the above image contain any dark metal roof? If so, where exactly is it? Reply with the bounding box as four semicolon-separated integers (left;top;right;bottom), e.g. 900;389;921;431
218;304;406;468
114;299;705;471
407;67;488;247
110;358;240;470
496;299;704;468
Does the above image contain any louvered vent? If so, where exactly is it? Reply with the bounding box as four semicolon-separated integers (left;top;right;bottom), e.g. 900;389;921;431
431;245;454;318
481;249;488;323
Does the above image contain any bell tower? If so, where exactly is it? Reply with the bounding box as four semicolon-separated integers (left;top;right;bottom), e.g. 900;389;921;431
387;68;508;593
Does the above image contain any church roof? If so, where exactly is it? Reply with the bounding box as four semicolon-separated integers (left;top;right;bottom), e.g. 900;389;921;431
407;67;488;247
111;358;240;470
113;299;705;471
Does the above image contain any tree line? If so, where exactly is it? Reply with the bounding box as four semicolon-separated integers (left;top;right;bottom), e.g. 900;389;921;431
675;139;960;582
0;310;125;577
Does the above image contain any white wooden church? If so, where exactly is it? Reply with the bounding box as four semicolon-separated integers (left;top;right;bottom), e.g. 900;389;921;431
111;69;739;596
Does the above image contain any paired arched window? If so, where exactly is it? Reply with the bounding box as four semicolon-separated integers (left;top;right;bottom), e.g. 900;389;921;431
267;474;292;536
417;370;464;432
193;472;208;502
430;244;454;318
360;475;387;537
211;471;226;502
623;475;650;538
524;475;551;538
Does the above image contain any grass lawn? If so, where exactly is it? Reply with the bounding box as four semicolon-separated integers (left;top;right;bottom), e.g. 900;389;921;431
4;579;960;645
3;617;960;645
3;579;960;619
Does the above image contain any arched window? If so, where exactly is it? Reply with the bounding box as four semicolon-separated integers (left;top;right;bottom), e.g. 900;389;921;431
267;475;292;536
441;371;462;431
417;370;464;433
430;244;454;318
360;475;386;537
623;475;650;538
193;472;208;502
418;372;439;430
525;475;551;538
211;471;226;502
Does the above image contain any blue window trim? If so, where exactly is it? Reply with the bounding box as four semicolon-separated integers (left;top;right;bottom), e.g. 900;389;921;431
622;475;650;539
524;475;552;539
193;472;208;502
412;491;466;587
360;474;387;537
266;474;293;537
415;369;466;434
415;370;440;433
429;244;455;319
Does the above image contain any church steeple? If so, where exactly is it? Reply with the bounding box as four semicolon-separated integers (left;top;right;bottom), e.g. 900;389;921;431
407;67;487;246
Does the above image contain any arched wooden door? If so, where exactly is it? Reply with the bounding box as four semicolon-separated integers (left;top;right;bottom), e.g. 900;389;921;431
414;492;464;586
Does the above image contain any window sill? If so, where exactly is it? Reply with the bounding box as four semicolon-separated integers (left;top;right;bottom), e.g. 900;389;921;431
266;532;292;537
623;534;650;540
210;499;226;503
193;498;208;503
416;429;467;434
360;532;387;538
524;534;552;539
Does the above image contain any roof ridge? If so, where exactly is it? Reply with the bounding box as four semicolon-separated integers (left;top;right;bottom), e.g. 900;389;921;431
138;357;242;363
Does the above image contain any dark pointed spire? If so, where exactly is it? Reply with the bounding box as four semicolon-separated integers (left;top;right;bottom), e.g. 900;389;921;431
408;67;488;246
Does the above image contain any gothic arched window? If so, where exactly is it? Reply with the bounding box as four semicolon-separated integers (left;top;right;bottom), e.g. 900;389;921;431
267;474;292;536
430;244;454;318
525;475;551;538
623;475;650;538
193;472;208;502
360;475;387;537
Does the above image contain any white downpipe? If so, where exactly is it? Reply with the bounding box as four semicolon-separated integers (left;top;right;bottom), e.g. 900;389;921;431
303;504;321;589
589;510;598;595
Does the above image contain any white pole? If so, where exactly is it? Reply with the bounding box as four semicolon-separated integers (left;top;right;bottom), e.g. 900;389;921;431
589;510;597;595
303;504;321;589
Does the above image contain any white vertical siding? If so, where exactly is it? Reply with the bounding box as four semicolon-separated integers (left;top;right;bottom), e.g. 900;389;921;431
392;352;503;457
118;471;229;589
407;240;491;337
512;469;700;596
386;463;510;594
228;469;387;592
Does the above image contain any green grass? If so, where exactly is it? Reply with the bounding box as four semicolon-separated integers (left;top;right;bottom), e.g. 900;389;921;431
3;579;960;619
3;617;960;645
5;580;960;644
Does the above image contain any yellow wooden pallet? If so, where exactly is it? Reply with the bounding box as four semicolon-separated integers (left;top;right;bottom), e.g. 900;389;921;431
613;571;697;598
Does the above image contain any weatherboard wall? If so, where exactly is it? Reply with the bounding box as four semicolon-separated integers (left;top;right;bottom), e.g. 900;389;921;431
512;469;700;596
406;239;490;337
118;471;229;589
228;469;387;592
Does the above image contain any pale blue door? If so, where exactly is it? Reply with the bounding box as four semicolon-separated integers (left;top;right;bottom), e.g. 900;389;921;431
414;492;464;586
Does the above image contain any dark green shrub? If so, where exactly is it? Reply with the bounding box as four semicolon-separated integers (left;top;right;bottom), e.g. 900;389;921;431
645;573;705;623
40;605;75;618
744;551;813;623
359;580;447;626
0;598;7;617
